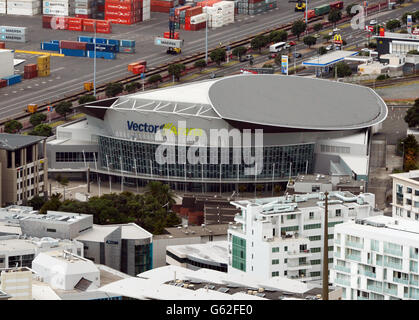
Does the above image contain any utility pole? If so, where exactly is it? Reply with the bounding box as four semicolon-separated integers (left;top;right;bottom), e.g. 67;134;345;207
93;21;97;97
323;191;329;300
205;13;209;64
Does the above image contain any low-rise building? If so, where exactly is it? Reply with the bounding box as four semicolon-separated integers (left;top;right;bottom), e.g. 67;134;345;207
228;192;380;282
330;215;419;300
0;267;32;300
0;134;48;207
390;170;419;221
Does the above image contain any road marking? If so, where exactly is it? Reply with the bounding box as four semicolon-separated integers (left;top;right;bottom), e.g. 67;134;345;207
12;91;17;93
27;86;31;89
50;67;65;73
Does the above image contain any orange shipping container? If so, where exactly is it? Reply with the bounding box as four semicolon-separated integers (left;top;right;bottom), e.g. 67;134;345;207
195;0;220;7
128;62;140;72
185;6;202;16
174;5;191;15
132;65;145;74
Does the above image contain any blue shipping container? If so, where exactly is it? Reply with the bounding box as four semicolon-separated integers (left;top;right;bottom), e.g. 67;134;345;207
78;36;93;43
60;48;86;57
87;51;116;59
2;74;21;86
94;38;107;44
86;43;117;52
120;39;135;48
41;42;60;51
107;39;120;52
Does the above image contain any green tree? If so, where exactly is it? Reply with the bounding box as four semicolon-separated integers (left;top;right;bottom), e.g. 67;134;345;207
168;63;186;81
209;48;227;65
291;20;306;40
318;46;327;55
125;82;139;93
303;35;317;48
404;98;419;128
78;94;96;105
274;54;282;66
147;74;163;88
145;181;176;208
30;124;53;137
262;63;273;68
346;3;358;16
336;61;352;77
28;195;46;210
194;59;207;71
386;19;401;31
105;82;124;98
55;101;72;120
250;35;269;53
4;120;23;133
269;30;288;43
40;193;62;214
408;50;419;55
232;46;247;58
313;23;323;32
29;113;47;127
328;9;342;27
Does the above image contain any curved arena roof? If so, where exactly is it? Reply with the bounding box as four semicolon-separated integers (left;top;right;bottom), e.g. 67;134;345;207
84;74;387;131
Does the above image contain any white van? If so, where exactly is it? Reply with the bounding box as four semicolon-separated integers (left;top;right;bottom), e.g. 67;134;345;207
269;42;286;53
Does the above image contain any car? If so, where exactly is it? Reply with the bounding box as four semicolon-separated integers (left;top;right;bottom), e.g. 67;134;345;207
288;41;297;46
313;34;320;38
369;19;377;25
326;44;334;51
294;52;302;58
239;54;254;62
284;44;291;49
332;28;341;33
269;53;277;58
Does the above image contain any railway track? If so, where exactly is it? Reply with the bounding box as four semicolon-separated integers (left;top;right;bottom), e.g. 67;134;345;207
363;74;419;88
1;0;388;126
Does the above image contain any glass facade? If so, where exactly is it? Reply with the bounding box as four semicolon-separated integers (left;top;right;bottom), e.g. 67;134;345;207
232;235;246;272
134;243;153;275
98;135;315;182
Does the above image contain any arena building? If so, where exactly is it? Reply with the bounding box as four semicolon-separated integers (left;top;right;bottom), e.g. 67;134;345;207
47;74;387;193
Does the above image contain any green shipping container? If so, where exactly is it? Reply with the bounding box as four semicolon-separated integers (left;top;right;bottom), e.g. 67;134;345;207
314;4;330;16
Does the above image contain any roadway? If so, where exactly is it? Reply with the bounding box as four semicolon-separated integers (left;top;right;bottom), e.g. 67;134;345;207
0;0;386;120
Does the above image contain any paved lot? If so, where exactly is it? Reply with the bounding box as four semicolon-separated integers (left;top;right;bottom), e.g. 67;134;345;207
379;105;409;145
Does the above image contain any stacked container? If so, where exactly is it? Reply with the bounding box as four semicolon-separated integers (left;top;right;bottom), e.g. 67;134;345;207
96;0;105;18
37;55;51;77
59;40;87;56
7;0;41;15
1;74;22;86
68;17;83;30
105;0;149;24
0;26;28;43
183;6;202;30
0;0;6;14
43;0;75;16
75;0;96;18
24;64;38;79
142;0;150;21
150;0;177;13
0;49;14;79
236;0;275;15
189;13;206;31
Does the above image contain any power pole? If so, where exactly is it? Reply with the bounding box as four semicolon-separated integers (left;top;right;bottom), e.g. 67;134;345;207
323;191;329;300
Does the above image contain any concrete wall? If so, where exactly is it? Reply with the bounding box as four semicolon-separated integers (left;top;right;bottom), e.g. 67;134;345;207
104;227;122;271
47;143;98;170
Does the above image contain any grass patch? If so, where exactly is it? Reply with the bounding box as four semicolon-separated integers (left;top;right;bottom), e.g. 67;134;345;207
69;113;85;120
182;73;201;81
223;60;239;67
50;120;65;128
201;67;218;74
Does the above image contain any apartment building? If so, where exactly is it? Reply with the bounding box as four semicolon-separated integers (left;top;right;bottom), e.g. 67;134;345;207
390;170;419;221
330;215;419;300
1;267;32;300
227;191;379;282
0;134;48;206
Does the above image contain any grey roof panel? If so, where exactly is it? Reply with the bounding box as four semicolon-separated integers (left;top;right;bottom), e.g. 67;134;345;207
208;75;387;130
0;133;46;151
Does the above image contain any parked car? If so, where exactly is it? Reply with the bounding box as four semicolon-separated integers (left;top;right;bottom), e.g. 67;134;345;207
288;41;297;46
284;44;291;49
313;34;320;38
326;44;334;51
294;52;302;58
240;54;254;62
369;19;377;25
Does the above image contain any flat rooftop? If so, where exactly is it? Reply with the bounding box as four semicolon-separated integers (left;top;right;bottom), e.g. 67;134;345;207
75;223;151;242
154;224;229;240
374;32;419;41
302;50;359;67
0;133;46;151
167;241;228;265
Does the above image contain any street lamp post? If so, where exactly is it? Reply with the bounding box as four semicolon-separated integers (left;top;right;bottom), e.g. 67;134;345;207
401;141;405;171
205;13;209;64
323;191;329;300
93;21;97;97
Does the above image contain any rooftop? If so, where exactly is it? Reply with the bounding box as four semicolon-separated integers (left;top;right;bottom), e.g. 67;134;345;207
166;241;228;265
0;236;81;254
84;74;387;131
390;170;419;183
75;223;152;242
374;31;419;41
0;133;46;151
302;50;359;67
154;224;229;240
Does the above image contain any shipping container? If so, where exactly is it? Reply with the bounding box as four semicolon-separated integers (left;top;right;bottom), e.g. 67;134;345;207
86;43;117;52
27;104;38;113
60;48;87;57
119;46;135;53
87;50;116;59
0;26;27;35
132;64;145;74
59;40;87;50
120;39;135;47
304;9;315;19
2;74;22;86
24;64;37;72
0;42;5;49
78;36;94;43
0;34;27;43
0;79;7;88
41;42;60;51
24;71;38;79
314;3;330;16
0;49;14;79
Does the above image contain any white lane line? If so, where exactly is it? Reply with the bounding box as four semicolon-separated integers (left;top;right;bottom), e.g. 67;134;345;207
50;67;65;73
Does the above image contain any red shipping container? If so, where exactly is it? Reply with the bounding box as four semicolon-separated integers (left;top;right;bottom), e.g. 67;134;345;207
68;25;83;31
59;40;87;50
0;42;5;49
0;79;7;88
304;9;315;19
24;71;38;79
174;5;191;15
164;31;179;39
105;16;135;24
24;64;37;72
97;27;112;34
105;3;135;11
68;17;84;25
150;0;174;8
195;0;220;7
96;20;111;28
50;16;68;30
76;14;91;18
105;11;134;18
132;65;145;74
185;6;202;16
248;0;263;3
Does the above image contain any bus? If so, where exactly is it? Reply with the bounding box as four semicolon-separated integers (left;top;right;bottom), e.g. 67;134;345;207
269;42;287;53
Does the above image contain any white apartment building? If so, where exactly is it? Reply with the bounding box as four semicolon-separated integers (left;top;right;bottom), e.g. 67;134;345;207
228;191;379;282
390;170;419;221
330;215;419;300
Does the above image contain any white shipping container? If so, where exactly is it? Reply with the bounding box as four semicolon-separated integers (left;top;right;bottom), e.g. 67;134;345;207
143;0;150;6
190;13;206;24
0;8;5;13
7;7;40;14
74;7;90;14
43;0;71;7
42;7;72;14
142;11;150;21
7;1;41;9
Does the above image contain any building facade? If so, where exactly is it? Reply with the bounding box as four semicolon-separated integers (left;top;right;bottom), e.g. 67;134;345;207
374;32;419;56
0;134;48;207
330;215;419;300
227;192;379;282
47;75;387;193
390;170;419;221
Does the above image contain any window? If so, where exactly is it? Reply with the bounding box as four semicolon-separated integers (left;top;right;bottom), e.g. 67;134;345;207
310;271;321;277
282;226;299;232
272;247;279;253
311;247;321;253
304;223;321;230
328;221;343;228
309;212;314;219
328;234;334;239
284;271;287;276
328;246;334;251
328;258;333;263
309;235;321;241
310;259;321;265
408;211;411;218
272;259;279;265
336;209;341;217
284;246;288;252
55;152;98;162
287;214;296;220
272;271;279;277
284;258;288;263
415;190;419;196
46;228;56;233
407;187;413;194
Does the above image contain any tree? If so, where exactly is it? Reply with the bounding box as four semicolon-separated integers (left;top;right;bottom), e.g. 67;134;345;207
273;184;282;195
209;48;226;65
29;113;47;127
56;175;69;200
250;35;269;53
125;82;139;93
313;23;323;32
194;59;207;71
168;63;186;81
336;61;352;77
147;74;163;88
274;54;282;66
145;181;176;209
291;20;306;40
404;99;419;128
30;124;53;137
40;193;62;214
397;134;419;156
78;94;96;105
346;3;358;16
408;50;419;55
55;101;72;120
232;46;247;58
303;35;317;48
28;195;46;210
269;30;288;43
4;119;23;133
386;19;401;31
318;46;327;55
328;9;342;27
105;82;124;98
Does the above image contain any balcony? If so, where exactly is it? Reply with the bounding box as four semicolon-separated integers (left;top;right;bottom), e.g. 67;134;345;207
334;265;351;273
287;249;311;257
334;239;340;245
384;247;403;257
367;284;383;293
334;277;350;287
357;296;369;300
393;277;409;285
360;270;376;279
346;254;361;262
410;251;418;260
410;263;418;273
410;279;419;287
383;287;398;296
384;261;403;270
287;263;312;271
334;252;341;258
346;241;363;249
